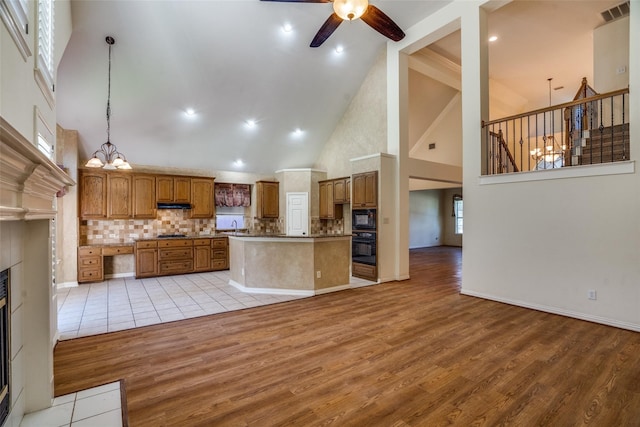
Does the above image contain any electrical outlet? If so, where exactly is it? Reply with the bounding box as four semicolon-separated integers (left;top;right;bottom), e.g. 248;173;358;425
316;271;321;279
588;290;597;300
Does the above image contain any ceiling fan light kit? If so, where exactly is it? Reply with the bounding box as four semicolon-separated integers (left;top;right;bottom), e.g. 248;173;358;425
262;0;405;48
333;0;368;21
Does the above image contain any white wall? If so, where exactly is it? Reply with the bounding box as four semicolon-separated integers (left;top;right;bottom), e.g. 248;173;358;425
409;190;442;248
594;16;629;93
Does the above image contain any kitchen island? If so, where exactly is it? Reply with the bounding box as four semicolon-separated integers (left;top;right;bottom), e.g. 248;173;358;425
228;234;351;295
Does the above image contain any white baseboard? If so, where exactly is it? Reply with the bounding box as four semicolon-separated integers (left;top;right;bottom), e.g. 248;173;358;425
460;289;640;332
315;284;350;295
56;281;78;289
228;279;315;297
105;272;135;279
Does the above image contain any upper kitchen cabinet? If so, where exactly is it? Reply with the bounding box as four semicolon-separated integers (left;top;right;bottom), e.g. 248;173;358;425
256;181;279;218
191;178;215;218
79;170;107;219
157;176;191;203
132;174;156;218
319;180;343;220
107;173;132;218
333;178;348;204
352;171;377;208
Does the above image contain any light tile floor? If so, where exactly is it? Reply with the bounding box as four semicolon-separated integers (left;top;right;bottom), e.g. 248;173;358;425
57;270;374;340
20;381;123;427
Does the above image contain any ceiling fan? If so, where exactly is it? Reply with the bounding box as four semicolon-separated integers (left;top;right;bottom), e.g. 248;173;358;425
261;0;405;47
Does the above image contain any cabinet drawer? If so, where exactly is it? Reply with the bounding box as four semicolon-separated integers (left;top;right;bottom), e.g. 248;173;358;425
211;259;228;270
158;239;192;248
136;241;158;249
352;262;377;280
211;238;228;248
159;248;193;260
78;268;103;282
159;260;193;274
79;256;102;268
78;247;101;256
193;238;211;246
212;249;228;259
102;246;133;256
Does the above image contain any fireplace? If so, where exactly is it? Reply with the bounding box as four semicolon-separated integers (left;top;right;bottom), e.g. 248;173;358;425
0;268;9;425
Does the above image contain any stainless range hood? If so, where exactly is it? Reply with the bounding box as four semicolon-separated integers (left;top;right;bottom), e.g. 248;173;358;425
157;202;192;209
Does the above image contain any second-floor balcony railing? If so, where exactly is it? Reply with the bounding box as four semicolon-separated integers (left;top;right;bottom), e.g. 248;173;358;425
482;88;630;176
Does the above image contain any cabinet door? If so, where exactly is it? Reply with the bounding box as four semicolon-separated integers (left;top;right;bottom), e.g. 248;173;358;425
319;181;328;219
194;245;212;271
257;181;279;218
133;175;156;218
107;174;132;218
333;178;346;203
174;177;191;203
191;178;214;218
352;171;377;208
135;248;158;278
156;176;174;202
346;178;351;203
79;171;107;218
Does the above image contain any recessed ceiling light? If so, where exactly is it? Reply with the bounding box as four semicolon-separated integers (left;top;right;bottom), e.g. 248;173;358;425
245;119;256;129
488;35;498;42
185;108;195;116
234;159;244;167
282;23;293;33
335;45;344;53
292;128;304;138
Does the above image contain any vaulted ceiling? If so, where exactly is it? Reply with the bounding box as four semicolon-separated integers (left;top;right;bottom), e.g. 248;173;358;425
56;0;624;176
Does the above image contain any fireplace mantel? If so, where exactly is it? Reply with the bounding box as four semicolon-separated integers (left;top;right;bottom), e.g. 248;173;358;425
0;117;75;220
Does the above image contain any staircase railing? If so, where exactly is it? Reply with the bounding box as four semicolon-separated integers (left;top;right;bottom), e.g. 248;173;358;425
481;87;630;175
488;129;519;174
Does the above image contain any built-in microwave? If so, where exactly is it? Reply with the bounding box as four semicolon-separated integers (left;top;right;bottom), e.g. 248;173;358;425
352;209;376;230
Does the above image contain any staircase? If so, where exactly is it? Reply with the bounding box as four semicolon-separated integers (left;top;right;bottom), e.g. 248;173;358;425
574;123;630;165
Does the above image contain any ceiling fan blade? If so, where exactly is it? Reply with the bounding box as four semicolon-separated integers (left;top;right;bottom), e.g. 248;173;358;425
360;5;405;42
310;13;342;48
260;0;329;2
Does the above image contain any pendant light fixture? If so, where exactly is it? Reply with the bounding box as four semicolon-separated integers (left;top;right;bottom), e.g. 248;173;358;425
85;36;132;170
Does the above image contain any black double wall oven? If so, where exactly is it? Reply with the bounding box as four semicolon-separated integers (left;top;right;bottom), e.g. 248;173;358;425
352;209;376;266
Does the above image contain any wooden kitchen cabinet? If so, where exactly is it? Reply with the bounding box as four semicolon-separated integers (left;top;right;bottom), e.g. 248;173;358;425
190;178;215;218
107;173;132;219
158;239;194;275
135;241;158;278
79;170;107;219
346;178;351;203
319;180;343;220
352;171;378;208
333;178;348;203
256;181;279;218
132;174;156;218
78;247;103;283
211;237;229;270
193;238;212;271
157;176;191;203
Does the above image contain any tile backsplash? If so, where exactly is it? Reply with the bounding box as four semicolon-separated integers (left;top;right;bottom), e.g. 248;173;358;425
80;210;216;245
80;211;345;245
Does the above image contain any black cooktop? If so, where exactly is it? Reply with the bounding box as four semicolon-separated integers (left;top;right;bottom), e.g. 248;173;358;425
157;234;187;238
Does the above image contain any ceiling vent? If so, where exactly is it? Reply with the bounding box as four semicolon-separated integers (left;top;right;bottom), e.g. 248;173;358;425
600;1;630;23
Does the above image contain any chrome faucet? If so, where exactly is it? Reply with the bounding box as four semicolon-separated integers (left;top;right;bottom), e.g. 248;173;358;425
231;220;238;236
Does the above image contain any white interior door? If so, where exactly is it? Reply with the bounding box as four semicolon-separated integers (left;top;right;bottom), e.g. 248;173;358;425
286;192;309;236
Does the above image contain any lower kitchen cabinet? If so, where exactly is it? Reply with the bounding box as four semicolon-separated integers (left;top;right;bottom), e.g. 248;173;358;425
352;262;377;281
211;237;229;270
194;238;212;271
134;237;229;278
78;247;103;283
135;241;158;278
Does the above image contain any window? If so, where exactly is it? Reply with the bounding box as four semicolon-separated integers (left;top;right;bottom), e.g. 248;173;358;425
35;106;54;160
0;0;31;60
453;196;463;234
35;0;55;106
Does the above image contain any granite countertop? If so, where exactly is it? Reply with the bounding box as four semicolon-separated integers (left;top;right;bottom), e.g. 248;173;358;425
226;232;351;238
79;243;134;248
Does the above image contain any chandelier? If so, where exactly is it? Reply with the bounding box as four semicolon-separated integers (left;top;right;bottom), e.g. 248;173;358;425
85;36;131;170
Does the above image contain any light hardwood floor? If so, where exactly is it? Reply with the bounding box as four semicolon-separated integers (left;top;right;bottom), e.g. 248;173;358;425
54;247;640;426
